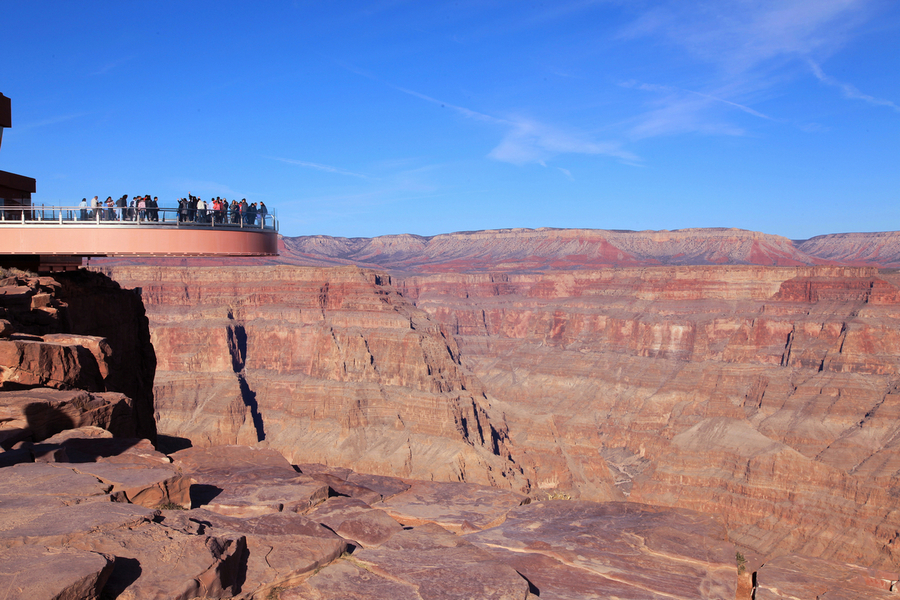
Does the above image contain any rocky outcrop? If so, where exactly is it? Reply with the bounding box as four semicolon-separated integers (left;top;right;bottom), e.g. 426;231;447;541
52;269;157;441
0;268;157;441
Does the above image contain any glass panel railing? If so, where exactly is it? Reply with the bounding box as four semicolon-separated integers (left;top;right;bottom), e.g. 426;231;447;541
0;206;278;231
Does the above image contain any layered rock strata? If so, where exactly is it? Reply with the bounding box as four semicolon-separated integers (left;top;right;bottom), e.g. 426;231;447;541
398;266;900;571
100;265;526;491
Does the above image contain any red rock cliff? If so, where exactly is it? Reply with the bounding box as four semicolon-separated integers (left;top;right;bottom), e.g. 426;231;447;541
101;265;526;491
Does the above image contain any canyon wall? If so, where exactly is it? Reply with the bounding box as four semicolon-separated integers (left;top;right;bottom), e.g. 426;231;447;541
100;266;528;492
103;262;900;575
397;265;900;570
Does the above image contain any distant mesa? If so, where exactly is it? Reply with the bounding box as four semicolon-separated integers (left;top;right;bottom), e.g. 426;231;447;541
96;226;900;272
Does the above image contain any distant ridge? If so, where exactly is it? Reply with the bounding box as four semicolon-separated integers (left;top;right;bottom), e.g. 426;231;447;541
95;227;900;272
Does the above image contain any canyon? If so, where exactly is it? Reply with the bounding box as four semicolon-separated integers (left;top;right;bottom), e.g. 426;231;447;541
5;226;900;597
89;227;900;593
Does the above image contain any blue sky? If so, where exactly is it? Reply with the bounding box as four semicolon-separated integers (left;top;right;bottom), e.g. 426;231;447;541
3;1;899;239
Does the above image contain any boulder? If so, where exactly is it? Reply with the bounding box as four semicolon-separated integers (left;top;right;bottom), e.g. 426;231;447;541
70;462;192;508
69;520;246;600
0;339;104;391
42;333;113;380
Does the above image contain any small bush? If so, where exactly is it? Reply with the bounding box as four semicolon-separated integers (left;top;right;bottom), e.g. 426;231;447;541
736;551;747;574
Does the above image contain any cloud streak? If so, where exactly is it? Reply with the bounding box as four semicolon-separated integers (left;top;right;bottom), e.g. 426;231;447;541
91;56;134;76
389;81;639;165
489;116;639;165
16;113;91;131
620;0;873;74
270;157;370;179
333;58;639;166
620;80;775;140
809;61;900;112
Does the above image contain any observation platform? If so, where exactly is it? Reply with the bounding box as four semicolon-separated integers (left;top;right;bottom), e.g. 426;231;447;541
0;205;279;271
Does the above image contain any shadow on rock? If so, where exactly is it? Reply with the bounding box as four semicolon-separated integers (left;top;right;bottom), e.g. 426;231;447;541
191;484;225;509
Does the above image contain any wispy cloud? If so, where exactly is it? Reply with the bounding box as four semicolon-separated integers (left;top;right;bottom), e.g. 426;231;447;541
489;116;639;164
556;166;574;181
333;58;639;167
91;56;134;76
269;157;370;179
628;94;746;140
620;0;874;74
390;85;501;125
620;80;774;139
615;2;879;139
17;113;91;131
809;61;900;112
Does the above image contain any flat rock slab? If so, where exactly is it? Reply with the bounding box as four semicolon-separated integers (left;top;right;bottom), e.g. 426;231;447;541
172;445;330;515
69;519;246;600
202;478;331;517
296;463;411;502
282;559;423;600
755;554;899;599
0;462;110;499
0;499;153;549
162;509;347;597
306;496;404;548
380;480;529;533
172;444;298;474
286;522;530;600
464;501;736;600
0;545;113;600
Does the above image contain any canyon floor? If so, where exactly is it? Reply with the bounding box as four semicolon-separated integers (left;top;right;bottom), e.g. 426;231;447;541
5;227;900;598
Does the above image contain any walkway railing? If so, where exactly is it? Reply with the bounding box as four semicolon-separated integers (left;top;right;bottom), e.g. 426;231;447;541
0;205;278;232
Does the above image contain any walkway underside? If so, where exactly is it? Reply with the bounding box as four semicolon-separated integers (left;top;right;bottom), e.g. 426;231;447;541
0;225;278;257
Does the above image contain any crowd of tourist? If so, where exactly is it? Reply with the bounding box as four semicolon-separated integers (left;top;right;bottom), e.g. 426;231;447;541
76;194;269;226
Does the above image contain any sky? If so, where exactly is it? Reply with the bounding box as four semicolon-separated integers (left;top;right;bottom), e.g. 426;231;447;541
2;1;899;240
